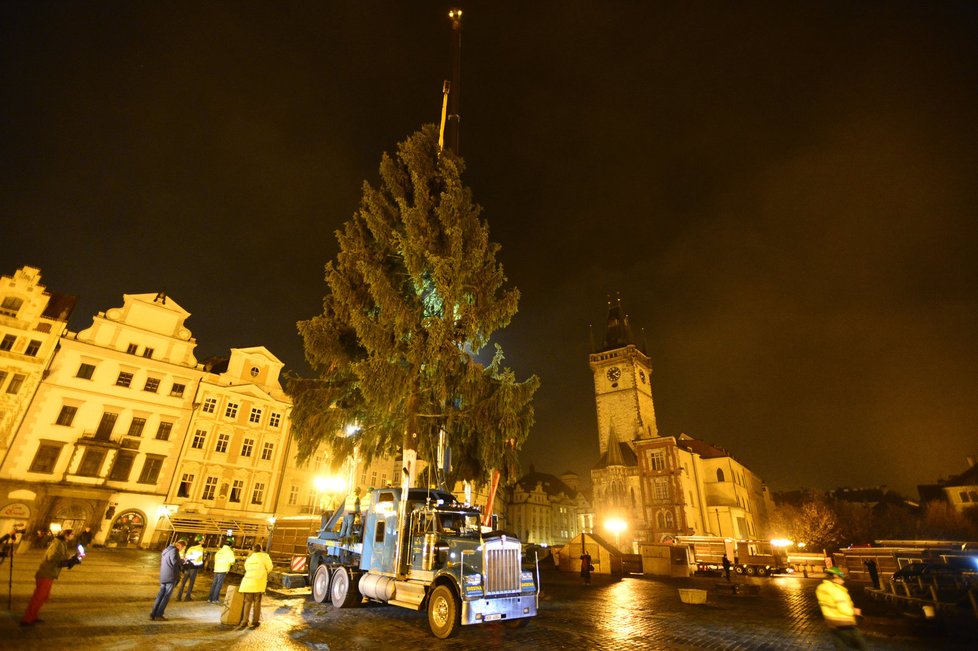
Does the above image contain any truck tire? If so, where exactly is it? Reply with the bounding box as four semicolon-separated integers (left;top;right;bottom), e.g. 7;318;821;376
330;566;362;608
427;584;460;639
757;567;768;577
735;566;744;575
312;564;331;604
746;566;756;576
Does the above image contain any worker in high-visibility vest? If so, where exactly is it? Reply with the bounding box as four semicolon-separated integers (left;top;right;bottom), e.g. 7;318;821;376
816;566;868;650
208;538;237;603
176;535;205;600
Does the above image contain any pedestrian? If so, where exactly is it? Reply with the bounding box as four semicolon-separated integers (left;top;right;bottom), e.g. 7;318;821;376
580;550;592;586
177;535;205;600
238;542;273;628
150;538;187;621
208;538;237;603
816;566;868;650
21;528;81;626
722;554;732;582
0;527;21;565
864;559;880;590
76;526;94;549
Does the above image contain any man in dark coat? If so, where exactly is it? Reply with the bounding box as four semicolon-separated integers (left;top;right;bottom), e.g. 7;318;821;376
150;539;186;621
722;555;732;581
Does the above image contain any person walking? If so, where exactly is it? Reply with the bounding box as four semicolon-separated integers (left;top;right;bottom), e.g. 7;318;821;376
864;559;880;590
208;538;237;603
150;538;186;621
0;527;22;565
238;542;273;628
580;550;593;586
76;526;94;549
177;535;205;600
722;555;732;582
816;566;869;650
21;529;81;626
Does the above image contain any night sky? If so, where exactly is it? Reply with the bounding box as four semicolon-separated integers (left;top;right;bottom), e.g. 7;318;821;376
3;2;977;497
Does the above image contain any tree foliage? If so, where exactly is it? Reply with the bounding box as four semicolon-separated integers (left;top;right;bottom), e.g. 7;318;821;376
288;125;539;485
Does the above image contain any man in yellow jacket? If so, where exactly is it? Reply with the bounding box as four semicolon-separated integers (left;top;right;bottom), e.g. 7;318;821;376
207;538;237;603
176;535;205;600
816;566;868;650
238;542;273;628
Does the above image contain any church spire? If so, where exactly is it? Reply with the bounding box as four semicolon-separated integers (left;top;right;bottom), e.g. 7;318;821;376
601;293;636;352
605;424;625;467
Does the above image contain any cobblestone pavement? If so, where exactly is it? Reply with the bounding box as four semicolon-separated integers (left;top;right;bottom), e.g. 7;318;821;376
1;548;973;650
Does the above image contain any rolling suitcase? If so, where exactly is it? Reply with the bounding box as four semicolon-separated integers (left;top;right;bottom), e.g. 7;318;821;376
220;585;244;625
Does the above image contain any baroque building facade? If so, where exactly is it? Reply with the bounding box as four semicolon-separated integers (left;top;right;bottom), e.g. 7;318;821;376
589;298;772;550
506;467;591;547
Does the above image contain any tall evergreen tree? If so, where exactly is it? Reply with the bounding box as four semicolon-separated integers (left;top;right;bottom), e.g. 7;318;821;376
289;125;538;485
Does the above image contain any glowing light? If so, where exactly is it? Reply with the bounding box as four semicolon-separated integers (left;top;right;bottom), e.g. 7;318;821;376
771;538;794;547
604;517;627;535
313;475;346;494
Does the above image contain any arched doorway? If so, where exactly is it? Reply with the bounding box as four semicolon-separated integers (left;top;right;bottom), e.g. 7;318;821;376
107;510;146;548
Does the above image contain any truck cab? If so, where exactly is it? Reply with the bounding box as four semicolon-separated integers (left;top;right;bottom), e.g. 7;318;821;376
307;487;537;638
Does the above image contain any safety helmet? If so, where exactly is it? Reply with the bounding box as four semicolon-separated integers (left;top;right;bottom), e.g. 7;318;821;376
195;535;204;543
826;566;846;578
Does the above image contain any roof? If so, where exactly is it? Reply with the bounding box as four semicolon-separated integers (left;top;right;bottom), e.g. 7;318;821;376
42;290;78;321
677;434;728;459
592;441;638;470
515;470;579;499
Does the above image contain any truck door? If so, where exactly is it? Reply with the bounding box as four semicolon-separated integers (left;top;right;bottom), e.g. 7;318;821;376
362;491;398;574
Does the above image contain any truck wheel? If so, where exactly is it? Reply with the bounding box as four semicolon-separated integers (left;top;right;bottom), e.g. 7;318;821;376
746;566;756;576
757;567;768;577
312;564;331;604
735;566;744;575
330;566;362;608
427;585;460;639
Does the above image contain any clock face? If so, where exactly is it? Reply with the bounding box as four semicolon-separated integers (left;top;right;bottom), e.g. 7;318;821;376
606;366;621;382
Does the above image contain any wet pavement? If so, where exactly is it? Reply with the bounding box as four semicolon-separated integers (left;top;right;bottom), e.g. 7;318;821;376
1;548;973;650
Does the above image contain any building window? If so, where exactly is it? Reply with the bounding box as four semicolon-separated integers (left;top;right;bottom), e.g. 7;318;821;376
25;339;42;357
251;482;265;505
215;432;230;453
191;429;206;449
138;455;164;484
126;343;138;354
142;347;154;358
961;491;971;503
249;407;262;424
288;485;299;506
170;383;186;398
202;398;217;414
56;405;78;426
109;450;136;481
94;412;118;440
0;334;15;351
178;473;195;498
261;442;274;461
241;438;254;457
116;371;134;387
653;477;669;501
0;371;6;390
6;373;25;394
127;417;146;437
229;480;244;502
649;449;666;471
156;421;173;441
269;412;282;428
29;442;63;473
716;469;725;482
144;377;160;393
78;448;106;477
225;402;238;419
0;296;24;316
76;363;96;379
202;476;218;500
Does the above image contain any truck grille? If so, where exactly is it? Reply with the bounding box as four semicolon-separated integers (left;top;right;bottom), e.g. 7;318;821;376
485;548;521;594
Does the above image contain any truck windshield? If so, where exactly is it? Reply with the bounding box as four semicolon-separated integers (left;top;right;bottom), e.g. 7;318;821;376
436;511;480;535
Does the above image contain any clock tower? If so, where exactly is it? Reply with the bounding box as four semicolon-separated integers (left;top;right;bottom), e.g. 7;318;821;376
589;297;658;455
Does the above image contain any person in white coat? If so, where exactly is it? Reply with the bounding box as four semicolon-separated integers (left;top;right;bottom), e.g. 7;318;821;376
238;542;273;628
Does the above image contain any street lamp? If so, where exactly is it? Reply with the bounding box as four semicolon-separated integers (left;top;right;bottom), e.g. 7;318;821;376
313;475;346;513
604;516;627;550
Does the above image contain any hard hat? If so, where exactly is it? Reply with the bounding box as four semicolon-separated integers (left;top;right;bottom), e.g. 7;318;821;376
826;566;846;578
195;535;204;542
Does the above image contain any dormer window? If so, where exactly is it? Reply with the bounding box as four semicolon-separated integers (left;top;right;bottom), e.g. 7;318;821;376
0;296;24;317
